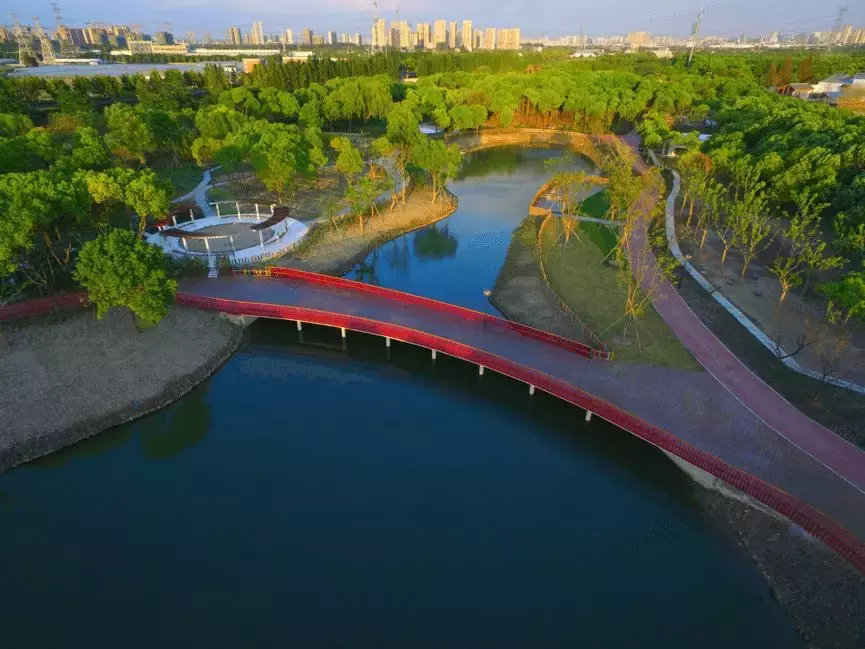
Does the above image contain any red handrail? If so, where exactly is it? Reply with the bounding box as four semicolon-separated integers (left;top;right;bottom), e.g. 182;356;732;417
0;292;87;322
248;266;611;360
176;289;865;575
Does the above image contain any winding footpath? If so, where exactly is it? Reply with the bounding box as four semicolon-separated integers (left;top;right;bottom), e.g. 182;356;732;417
621;132;865;497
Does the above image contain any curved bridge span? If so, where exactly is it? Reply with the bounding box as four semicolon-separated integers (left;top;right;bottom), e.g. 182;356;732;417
178;268;865;573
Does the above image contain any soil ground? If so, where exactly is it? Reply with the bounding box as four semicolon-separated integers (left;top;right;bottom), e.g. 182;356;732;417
275;186;456;276
678;220;865;385
0;306;241;472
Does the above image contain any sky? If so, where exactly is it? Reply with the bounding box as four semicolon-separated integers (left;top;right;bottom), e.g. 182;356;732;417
7;0;865;40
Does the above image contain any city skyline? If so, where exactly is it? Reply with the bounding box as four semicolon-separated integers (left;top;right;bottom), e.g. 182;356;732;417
5;0;865;41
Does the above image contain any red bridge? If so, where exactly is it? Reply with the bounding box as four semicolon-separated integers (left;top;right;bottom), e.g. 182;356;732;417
178;267;865;573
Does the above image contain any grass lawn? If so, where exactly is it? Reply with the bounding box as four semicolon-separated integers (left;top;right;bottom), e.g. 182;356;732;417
541;218;699;370
156;164;204;198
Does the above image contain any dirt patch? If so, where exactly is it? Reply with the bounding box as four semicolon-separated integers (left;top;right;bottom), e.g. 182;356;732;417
275;187;456;276
0;306;242;472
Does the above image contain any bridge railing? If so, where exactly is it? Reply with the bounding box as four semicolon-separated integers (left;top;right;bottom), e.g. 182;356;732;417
233;266;612;360
175;288;865;575
0;292;88;322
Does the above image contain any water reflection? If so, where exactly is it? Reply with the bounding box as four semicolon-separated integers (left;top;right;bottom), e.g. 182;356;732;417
413;224;458;260
138;383;211;460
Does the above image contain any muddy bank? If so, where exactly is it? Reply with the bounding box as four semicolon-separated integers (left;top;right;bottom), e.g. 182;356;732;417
275;187;456;276
0;306;241;473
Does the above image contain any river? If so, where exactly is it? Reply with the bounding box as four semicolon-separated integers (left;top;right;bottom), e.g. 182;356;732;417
0;147;802;647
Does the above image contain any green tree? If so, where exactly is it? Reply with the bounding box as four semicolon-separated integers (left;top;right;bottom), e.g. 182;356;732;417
411;139;462;203
0;112;34;137
331;136;364;184
74;229;177;327
819;272;865;324
104;104;157;165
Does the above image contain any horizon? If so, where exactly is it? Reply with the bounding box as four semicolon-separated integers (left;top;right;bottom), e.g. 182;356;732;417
5;0;865;41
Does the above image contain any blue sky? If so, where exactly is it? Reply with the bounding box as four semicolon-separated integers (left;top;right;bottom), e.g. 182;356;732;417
9;0;864;39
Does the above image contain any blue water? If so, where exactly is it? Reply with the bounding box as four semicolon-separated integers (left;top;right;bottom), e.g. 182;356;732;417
0;147;802;648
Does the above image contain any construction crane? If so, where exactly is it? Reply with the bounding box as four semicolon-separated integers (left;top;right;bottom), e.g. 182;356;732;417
51;1;77;57
10;14;38;65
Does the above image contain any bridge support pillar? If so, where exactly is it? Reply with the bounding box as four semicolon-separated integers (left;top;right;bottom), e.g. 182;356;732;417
385;336;391;348
478;365;484;376
431;349;437;360
585;410;593;422
296;321;303;331
529;384;536;396
340;327;346;338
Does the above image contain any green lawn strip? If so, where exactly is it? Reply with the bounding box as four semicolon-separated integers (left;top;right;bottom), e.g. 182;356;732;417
541;218;699;370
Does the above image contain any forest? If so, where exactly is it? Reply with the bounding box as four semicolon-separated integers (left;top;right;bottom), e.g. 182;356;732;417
0;49;863;326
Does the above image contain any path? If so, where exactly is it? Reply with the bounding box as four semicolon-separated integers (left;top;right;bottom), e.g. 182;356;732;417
172;166;220;217
620;133;865;498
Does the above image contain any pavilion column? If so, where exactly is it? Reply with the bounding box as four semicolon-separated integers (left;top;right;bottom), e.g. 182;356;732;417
236;201;241;219
215;203;220;218
181;237;188;250
255;203;260;221
259;230;264;251
172;214;178;226
189;208;194;222
204;238;210;253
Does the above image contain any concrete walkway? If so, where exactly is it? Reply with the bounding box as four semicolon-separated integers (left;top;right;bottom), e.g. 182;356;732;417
621;132;865;497
172;166;220;217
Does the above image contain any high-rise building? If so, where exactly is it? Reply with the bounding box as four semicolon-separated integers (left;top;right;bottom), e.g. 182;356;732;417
391;20;410;49
498;27;520;50
327;30;337;45
250;21;264;45
303;28;314;45
185;31;195;43
461;20;473;51
154;31;174;45
372;17;387;49
229;26;242;45
840;24;854;44
416;23;432;49
627;31;650;47
355;33;363;46
473;29;483;50
202;31;212;44
448;21;457;48
482;27;496;49
313;35;325;45
284;29;294;44
433;20;447;47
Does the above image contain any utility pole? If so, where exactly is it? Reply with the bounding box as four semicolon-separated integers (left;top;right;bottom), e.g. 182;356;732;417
10;14;38;65
51;1;77;57
687;6;704;68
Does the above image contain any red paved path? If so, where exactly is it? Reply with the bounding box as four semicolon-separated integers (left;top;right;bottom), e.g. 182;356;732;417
620;131;865;495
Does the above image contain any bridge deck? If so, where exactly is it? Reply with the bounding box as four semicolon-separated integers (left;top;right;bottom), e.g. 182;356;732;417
179;274;865;570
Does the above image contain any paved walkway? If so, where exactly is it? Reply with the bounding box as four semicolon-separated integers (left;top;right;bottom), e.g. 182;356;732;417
619;132;865;497
173;166;219;217
180;274;865;554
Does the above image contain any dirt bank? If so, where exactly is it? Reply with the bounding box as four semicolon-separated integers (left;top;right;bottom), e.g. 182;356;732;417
275;187;456;276
0;306;241;473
